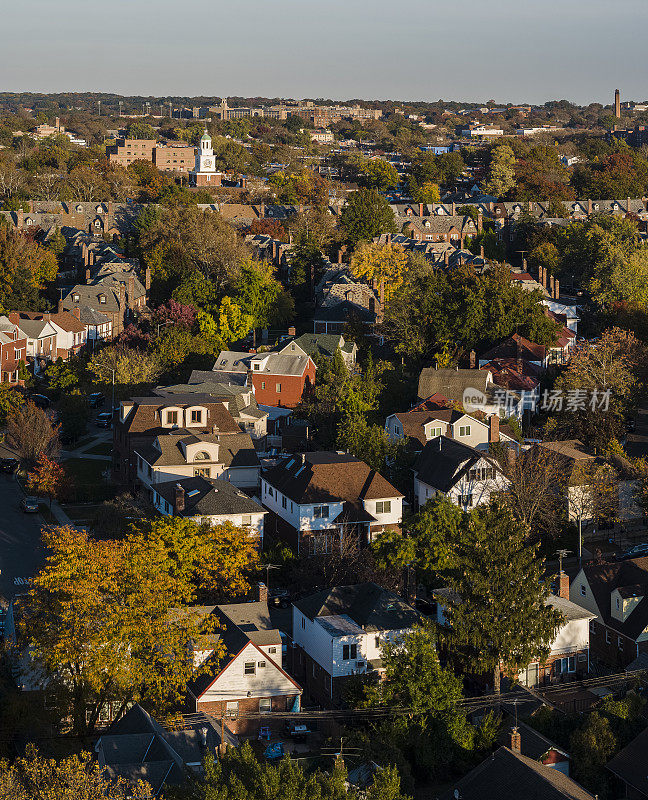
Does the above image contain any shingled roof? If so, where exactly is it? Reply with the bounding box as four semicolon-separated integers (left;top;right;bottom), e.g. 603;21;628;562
262;451;403;505
579;557;648;641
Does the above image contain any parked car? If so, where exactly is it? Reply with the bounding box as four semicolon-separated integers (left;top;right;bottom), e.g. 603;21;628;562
95;412;113;428
616;543;648;561
21;496;40;513
269;588;291;608
88;393;104;408
0;458;18;473
29;394;50;409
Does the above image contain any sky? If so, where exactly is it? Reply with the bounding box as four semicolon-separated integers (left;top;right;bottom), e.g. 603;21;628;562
2;0;647;105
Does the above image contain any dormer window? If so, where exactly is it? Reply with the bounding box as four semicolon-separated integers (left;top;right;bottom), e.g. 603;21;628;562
253;363;260;370
72;293;80;302
424;220;431;227
25;217;33;226
94;219;101;227
96;205;103;213
593;203;599;211
194;451;210;461
166;410;178;425
98;294;106;304
76;204;83;212
190;409;203;423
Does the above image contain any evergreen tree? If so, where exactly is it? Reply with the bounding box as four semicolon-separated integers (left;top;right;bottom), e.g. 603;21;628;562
341;189;397;246
445;503;563;693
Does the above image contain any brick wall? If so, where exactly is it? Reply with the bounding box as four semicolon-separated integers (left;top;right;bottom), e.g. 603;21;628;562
154;144;195;173
589;620;639;668
251;368;314;409
196;694;294;736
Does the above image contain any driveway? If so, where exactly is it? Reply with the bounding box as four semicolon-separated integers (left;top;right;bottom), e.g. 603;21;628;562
0;475;44;602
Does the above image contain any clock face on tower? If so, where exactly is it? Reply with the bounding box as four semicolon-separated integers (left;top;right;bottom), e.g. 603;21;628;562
203;158;212;167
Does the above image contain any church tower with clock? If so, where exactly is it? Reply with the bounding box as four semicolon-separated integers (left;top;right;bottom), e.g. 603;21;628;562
189;129;222;187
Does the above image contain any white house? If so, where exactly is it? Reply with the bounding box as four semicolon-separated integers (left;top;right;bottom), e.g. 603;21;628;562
291;583;422;704
135;431;260;493
261;452;404;554
435;575;593;688
385;408;517;453
186;586;302;735
151;476;267;542
413;436;510;510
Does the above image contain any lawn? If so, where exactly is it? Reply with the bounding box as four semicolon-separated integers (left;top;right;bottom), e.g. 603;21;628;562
62;458;116;503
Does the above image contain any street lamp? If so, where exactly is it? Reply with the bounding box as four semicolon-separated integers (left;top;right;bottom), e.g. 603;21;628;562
157;319;175;337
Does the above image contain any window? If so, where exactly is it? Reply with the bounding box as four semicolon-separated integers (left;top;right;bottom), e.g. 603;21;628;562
618;637;624;650
282;496;287;509
259;697;271;713
429;426;442;438
164;501;170;513
459;425;471;437
268;487;273;497
589;620;596;635
194;467;210;478
241;515;252;525
226;701;238;715
580;584;586;597
98;294;106;304
258;661;266;669
276;383;281;393
606;630;611;644
313;505;329;519
616;597;620;610
394;425;401;435
166;410;178;425
376;501;391;514
191;409;202;423
459;494;473;508
301;617;305;629
194;451;210;461
375;636;380;648
244;662;256;675
342;644;357;660
261;381;266;389
269;647;277;654
253;363;260;370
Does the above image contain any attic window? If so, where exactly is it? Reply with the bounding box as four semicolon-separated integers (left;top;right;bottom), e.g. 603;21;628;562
98;294;106;304
76;204;83;212
194;451;210;461
96;205;103;213
25;218;33;226
94;219;101;227
73;294;79;302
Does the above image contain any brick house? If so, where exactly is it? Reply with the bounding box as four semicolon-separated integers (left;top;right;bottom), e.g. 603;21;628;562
570;556;648;668
0;316;26;384
186;585;302;735
213;350;316;409
400;214;477;243
113;395;241;486
292;583;422;706
261;452;404;554
62;269;147;338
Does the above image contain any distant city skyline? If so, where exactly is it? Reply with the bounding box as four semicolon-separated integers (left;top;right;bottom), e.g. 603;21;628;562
2;0;647;106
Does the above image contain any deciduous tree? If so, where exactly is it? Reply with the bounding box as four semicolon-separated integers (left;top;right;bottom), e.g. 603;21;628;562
7;401;60;471
349;241;408;301
341;189;397;246
27;454;65;507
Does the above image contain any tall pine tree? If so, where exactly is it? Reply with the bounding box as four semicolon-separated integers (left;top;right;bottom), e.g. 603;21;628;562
444;502;563;694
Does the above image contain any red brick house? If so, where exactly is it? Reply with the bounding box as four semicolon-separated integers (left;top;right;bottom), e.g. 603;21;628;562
0;315;26;384
213;350;316;409
570;556;648;668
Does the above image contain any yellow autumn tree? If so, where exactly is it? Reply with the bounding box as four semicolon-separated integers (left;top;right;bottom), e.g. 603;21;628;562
349;241;408;301
21;524;236;735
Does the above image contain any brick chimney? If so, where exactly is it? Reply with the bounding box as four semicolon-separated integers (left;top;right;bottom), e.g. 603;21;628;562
477;211;483;232
28;199;34;213
57;298;63;314
489;413;499;443
587;198;592;215
539;265;545;287
89;250;95;267
451;201;456;215
174;483;185;513
258;202;265;219
554;278;560;300
85;268;91;284
118;282;125;311
550;275;555;297
480;245;485;259
443;249;449;267
255;582;268;603
17;208;24;229
488;201;494;212
419;202;424;217
522;257;528;273
627;197;631;214
128;274;135;309
528;200;533;213
145;266;151;292
558;571;570;600
72;307;81;320
288;326;296;337
469;349;476;369
108;200;113;215
509;728;521;754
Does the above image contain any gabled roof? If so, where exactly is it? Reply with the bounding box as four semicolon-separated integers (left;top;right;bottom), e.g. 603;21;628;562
417;368;493;403
607;726;648;796
137;431;259;469
579;557;648;640
295;582;422;632
438;746;595;800
414;436;501;492
481;333;548;363
262;451;403;505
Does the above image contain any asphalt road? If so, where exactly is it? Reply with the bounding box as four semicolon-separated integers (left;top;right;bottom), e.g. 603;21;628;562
0;474;44;602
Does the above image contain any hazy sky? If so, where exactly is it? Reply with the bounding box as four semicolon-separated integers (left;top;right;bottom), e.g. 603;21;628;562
2;0;647;105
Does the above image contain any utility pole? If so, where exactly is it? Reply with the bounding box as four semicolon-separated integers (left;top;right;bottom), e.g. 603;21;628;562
97;100;101;117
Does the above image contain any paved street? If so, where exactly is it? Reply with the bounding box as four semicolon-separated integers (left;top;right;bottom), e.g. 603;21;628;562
0;474;44;603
